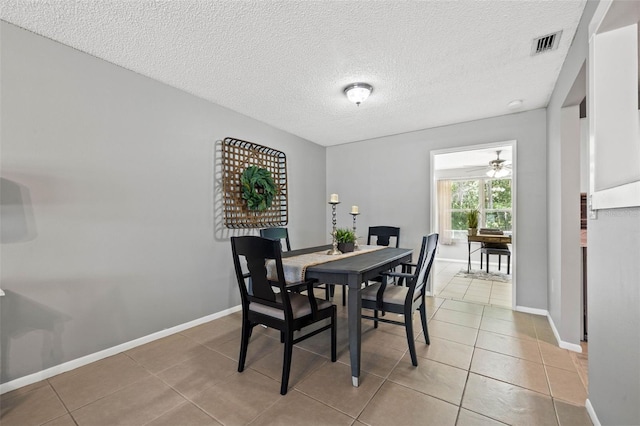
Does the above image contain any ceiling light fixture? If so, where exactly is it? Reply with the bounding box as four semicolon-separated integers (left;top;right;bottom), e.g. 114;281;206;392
344;83;373;106
507;99;523;110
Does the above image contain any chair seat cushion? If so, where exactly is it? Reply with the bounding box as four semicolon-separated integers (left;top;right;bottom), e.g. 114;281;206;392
481;247;511;255
250;293;333;320
482;243;509;250
361;283;408;305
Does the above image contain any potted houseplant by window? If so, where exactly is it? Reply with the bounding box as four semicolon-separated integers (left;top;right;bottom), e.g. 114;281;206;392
335;228;357;253
467;209;479;236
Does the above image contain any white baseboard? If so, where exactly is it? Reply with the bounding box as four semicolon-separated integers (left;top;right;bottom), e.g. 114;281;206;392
546;313;583;353
515;305;548;316
585;399;601;426
0;305;242;395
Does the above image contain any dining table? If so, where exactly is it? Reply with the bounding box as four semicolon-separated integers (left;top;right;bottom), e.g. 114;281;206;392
281;245;413;386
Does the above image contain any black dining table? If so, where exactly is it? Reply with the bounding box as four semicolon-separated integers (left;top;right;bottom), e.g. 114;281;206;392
283;245;413;386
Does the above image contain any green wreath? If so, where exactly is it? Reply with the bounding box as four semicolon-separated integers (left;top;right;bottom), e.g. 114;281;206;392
241;166;277;211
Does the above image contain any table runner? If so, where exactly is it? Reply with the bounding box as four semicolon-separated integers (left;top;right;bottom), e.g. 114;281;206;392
266;245;385;283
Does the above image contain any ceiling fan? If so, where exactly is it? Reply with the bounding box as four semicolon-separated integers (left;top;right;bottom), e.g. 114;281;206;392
486;150;511;178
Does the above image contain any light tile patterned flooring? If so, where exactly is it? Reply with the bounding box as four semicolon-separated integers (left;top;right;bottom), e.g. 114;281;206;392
433;260;512;308
1;271;591;426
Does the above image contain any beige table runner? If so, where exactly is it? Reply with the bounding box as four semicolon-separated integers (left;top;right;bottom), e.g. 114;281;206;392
266;245;386;283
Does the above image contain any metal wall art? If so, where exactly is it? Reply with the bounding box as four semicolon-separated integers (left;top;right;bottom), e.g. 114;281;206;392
221;137;288;228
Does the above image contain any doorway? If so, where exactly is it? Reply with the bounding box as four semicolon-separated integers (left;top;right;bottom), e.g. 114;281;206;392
430;140;517;309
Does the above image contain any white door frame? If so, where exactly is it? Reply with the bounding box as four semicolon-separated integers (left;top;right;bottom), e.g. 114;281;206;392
430;140;517;309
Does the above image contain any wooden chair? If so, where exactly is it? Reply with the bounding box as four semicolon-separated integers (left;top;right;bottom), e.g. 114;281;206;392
259;227;291;251
367;226;401;248
478;228;511;274
367;226;401;285
260;227;333;300
231;236;337;395
361;233;438;366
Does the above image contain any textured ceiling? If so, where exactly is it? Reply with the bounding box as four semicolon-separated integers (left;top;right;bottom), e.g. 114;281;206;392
1;1;586;146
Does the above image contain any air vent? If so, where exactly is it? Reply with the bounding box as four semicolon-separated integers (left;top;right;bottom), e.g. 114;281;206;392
531;31;562;55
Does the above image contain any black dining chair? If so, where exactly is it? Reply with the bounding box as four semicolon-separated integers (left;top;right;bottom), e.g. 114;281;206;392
260;227;334;300
361;233;438;366
367;226;401;248
478;228;511;274
231;236;337;395
259;227;291;251
367;226;401;285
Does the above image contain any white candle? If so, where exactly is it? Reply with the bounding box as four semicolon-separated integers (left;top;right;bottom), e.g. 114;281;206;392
330;193;339;203
351;205;359;214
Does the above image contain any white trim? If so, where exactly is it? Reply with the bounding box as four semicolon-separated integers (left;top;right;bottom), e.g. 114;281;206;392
515;306;548;316
430;139;517;311
585;399;601;426
0;305;242;395
591;180;640;210
546;312;583;353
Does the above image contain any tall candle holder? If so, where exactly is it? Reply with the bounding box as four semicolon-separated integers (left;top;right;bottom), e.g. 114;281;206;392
328;201;342;255
350;212;360;250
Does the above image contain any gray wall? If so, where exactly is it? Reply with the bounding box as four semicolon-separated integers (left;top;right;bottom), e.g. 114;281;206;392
548;0;640;423
588;208;640;425
326;109;547;310
546;0;597;349
0;22;326;383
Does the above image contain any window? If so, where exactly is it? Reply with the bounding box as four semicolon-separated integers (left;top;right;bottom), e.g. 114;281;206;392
448;178;512;239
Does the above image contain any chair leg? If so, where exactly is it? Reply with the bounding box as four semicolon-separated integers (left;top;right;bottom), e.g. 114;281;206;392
238;318;251;372
325;284;331;301
281;329;294;395
342;287;346;306
419;303;430;345
330;306;337;362
507;255;511;275
486;253;490;273
480;252;483;270
373;309;379;329
498;255;502;271
405;313;418;366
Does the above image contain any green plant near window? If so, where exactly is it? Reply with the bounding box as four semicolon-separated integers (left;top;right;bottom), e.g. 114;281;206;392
467;209;479;229
335;227;356;243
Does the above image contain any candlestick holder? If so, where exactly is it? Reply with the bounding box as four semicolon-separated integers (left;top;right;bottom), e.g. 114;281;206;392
328;201;342;255
350;212;360;250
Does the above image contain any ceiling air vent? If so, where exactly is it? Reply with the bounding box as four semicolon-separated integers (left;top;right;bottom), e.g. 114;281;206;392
531;31;562;55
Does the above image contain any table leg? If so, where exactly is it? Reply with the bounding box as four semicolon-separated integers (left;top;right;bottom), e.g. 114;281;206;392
347;277;362;387
468;241;471;273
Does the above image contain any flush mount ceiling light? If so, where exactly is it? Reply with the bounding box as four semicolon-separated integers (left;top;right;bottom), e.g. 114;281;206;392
344;83;373;106
507;99;523;110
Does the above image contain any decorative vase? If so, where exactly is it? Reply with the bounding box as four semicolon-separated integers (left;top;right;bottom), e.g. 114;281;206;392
468;228;478;236
337;242;355;253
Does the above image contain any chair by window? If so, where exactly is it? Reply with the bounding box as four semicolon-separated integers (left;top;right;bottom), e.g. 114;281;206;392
479;228;511;274
361;233;438;366
231;236;337;395
259;227;291;251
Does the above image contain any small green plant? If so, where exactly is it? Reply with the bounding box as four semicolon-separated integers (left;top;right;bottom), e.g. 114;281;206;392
335;227;356;243
467;209;479;229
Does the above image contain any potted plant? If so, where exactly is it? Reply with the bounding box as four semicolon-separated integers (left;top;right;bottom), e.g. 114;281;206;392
467;209;479;236
335;227;357;253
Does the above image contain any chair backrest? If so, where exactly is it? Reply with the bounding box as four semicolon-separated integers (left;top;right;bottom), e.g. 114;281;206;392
260;227;291;251
408;233;439;303
231;236;292;316
367;226;400;248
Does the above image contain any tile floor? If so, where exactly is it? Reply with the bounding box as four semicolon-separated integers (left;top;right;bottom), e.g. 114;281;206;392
1;279;592;426
432;260;512;308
